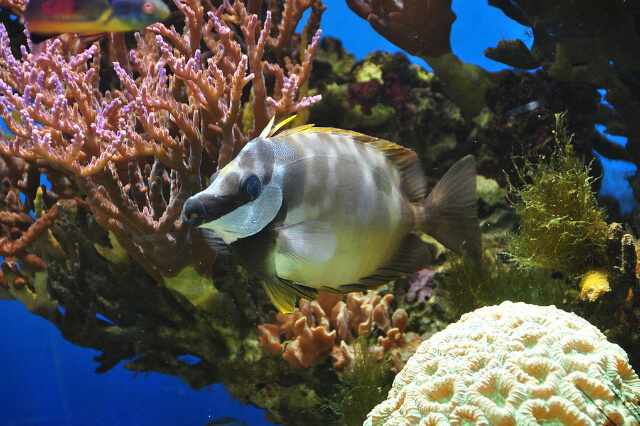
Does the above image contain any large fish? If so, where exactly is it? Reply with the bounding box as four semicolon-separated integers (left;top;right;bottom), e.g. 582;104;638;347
24;0;170;36
183;121;482;313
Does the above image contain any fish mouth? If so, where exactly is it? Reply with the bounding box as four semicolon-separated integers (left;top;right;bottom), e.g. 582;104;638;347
183;194;238;227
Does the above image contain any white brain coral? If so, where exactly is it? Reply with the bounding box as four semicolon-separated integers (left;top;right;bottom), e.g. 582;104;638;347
366;301;640;426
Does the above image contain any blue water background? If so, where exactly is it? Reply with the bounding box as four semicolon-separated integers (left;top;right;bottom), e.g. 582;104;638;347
0;2;634;425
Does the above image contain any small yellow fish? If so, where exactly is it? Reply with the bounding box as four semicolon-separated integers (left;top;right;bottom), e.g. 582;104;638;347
24;0;170;36
183;121;482;313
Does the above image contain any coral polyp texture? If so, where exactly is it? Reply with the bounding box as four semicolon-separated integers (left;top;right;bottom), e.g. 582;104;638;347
366;301;640;426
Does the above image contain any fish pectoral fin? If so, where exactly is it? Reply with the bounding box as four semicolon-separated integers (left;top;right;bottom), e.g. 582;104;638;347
276;221;336;265
200;229;230;255
75;33;107;44
263;278;318;314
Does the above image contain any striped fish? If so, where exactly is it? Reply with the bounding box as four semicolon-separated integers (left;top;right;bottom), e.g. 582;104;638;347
183;120;482;313
24;0;169;36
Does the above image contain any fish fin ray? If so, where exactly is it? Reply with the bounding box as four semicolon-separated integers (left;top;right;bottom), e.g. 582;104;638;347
422;155;482;259
259;116;276;138
263;278;318;313
274;123;316;138
276;126;371;139
320;286;344;294
269;115;298;136
200;229;230;255
261;115;304;138
337;283;374;292
276;221;336;265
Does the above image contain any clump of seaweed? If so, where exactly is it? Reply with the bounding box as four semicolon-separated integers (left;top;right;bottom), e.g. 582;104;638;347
506;113;609;275
330;335;392;426
436;254;570;319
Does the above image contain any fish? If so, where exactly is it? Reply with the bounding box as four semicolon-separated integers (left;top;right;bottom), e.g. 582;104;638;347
183;120;482;314
24;0;170;37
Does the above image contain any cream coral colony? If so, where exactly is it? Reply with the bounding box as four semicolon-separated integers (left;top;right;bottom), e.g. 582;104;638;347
368;301;640;425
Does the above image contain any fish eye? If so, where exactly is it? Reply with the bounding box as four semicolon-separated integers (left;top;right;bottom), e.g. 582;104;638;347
240;174;262;202
142;1;156;14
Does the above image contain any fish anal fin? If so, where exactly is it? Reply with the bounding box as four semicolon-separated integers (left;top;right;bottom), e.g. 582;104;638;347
263;278;318;314
320;286;345;294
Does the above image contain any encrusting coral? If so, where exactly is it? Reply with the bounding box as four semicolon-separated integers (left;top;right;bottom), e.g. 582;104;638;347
579;268;611;302
258;291;422;373
367;301;640;425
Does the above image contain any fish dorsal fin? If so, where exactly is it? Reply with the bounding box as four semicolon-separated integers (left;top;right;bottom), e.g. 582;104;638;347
260;115;302;138
365;140;427;202
273;122;316;138
263;279;318;314
278;126;361;139
259;116;276;138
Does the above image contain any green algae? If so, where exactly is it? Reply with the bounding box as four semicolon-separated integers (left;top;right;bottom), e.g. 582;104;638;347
437;254;570;319
506;113;609;275
331;336;392;426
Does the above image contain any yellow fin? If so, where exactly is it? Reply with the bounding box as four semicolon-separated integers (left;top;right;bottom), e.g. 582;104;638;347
274;123;316;138
277;126;365;139
263;278;318;314
259;116;276;138
260;115;300;139
97;8;114;24
269;115;298;136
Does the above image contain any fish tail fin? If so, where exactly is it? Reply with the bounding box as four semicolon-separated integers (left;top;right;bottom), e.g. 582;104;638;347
420;155;482;259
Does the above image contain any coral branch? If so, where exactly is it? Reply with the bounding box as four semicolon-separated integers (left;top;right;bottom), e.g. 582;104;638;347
0;0;322;286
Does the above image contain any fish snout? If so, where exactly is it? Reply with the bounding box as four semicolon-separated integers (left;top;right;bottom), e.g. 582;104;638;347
183;194;238;226
183;196;208;227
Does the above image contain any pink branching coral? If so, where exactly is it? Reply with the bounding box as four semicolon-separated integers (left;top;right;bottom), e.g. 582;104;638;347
0;0;323;284
257;292;422;372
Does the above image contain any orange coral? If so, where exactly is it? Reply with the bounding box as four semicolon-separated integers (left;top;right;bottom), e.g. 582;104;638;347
257;291;422;372
282;316;336;369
